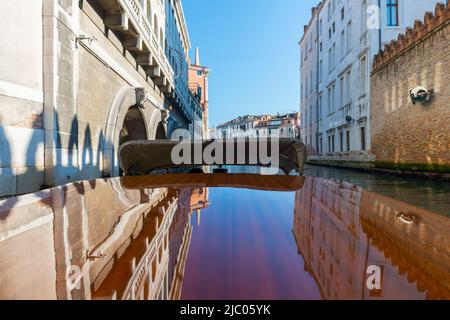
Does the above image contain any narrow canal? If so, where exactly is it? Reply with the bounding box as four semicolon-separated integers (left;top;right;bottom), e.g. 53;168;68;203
304;165;450;217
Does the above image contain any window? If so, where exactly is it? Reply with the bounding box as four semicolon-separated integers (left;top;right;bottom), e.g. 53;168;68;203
361;1;367;34
340;77;345;107
331;84;336;112
332;22;336;33
328;48;332;71
341;8;345;20
332;134;335;152
332;43;336;67
328;87;332;114
340;30;345;58
360;127;366;151
305;110;308;129
197;70;202;76
346;130;350;151
320;42;323;52
146;0;152;21
319;60;323;82
320;137;323;154
387;0;399;27
329;28;332;39
346;70;351;103
153;15;158;37
346;21;352;54
305;77;308;98
340;131;344;152
360;56;367;93
319;94;323;120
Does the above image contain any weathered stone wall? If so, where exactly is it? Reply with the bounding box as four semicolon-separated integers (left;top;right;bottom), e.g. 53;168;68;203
3;0;195;197
0;0;179;197
43;0;170;187
370;4;450;172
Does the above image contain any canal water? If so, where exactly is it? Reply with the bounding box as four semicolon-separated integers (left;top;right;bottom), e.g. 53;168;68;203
304;165;450;217
0;174;449;299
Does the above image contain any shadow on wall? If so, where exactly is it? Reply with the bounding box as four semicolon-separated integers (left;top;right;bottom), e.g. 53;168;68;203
0;111;107;217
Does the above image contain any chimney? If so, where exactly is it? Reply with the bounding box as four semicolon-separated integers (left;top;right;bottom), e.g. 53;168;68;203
195;46;200;66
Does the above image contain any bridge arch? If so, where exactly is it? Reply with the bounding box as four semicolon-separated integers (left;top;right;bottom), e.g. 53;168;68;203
103;87;168;177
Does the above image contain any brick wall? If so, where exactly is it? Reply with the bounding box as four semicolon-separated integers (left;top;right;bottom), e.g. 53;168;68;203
370;3;450;172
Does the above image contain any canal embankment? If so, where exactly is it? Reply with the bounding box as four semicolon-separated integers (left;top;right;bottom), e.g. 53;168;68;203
307;159;450;182
304;164;450;217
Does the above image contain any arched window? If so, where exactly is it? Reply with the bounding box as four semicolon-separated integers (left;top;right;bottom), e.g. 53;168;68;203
146;0;151;21
153;15;158;38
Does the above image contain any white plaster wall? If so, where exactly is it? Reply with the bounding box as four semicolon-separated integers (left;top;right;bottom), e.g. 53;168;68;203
0;0;43;92
300;0;442;160
0;0;45;196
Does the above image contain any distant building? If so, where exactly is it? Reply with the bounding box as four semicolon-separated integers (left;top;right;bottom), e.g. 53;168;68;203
214;113;300;139
299;0;443;164
255;113;301;138
188;91;204;139
188;48;210;138
208;127;222;140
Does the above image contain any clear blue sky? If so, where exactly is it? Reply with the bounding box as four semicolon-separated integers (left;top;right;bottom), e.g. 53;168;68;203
183;0;317;127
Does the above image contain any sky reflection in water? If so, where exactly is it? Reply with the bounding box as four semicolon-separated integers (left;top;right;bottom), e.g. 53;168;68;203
0;174;448;300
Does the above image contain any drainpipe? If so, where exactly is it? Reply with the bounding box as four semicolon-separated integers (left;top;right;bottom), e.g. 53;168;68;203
378;0;382;53
316;12;320;154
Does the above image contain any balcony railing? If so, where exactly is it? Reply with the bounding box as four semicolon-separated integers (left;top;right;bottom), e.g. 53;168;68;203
96;0;196;121
119;0;175;86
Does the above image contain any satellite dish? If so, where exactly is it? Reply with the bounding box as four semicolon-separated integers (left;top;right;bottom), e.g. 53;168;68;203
410;86;432;104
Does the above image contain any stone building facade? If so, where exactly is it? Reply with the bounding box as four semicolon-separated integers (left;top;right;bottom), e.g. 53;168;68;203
299;0;443;165
0;0;200;197
371;3;450;174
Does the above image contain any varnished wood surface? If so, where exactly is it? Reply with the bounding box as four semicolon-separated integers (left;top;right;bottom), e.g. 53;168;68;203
120;174;305;192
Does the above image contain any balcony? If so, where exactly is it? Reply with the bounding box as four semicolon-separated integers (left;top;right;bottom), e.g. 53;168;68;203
96;0;174;95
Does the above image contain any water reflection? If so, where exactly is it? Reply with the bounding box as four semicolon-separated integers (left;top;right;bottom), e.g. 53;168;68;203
294;178;450;299
0;175;448;300
305;165;450;217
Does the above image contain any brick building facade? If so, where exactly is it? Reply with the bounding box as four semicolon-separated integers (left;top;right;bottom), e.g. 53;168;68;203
370;3;450;174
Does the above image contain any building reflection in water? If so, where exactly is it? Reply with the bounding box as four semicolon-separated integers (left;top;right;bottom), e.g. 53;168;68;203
0;175;449;300
0;178;208;300
293;178;450;300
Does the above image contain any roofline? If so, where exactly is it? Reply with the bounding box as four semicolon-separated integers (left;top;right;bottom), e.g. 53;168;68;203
299;1;325;45
174;0;191;53
216;112;300;129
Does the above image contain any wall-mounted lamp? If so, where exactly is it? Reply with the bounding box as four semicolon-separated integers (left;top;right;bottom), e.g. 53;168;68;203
410;86;433;105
